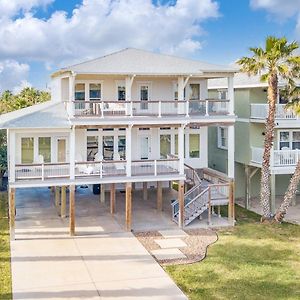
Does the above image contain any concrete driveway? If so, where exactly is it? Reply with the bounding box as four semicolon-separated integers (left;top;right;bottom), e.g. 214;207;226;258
11;187;187;300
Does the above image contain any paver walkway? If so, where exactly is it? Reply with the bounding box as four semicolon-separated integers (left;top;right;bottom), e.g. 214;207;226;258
11;188;187;300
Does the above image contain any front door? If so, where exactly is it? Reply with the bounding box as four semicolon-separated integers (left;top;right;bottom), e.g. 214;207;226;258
140;135;151;160
57;138;67;162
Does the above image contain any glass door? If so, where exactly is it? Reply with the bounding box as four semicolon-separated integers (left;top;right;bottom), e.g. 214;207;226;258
140;135;150;160
57;138;67;162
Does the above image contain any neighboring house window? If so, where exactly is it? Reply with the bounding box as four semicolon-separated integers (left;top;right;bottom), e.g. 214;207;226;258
140;85;149;110
21;137;34;163
160;135;171;158
217;127;228;149
218;90;227;100
118;86;126;101
279;131;300;150
279;89;288;104
118;136;126;159
89;83;101;101
87;136;98;161
75;83;85;109
189;84;200;100
38;137;51;163
103;136;114;160
189;134;200;158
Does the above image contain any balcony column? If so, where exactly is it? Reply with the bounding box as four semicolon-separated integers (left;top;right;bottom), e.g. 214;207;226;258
69;72;76;116
69;126;75;180
178;124;185;175
177;76;185;115
227;125;235;178
227;76;234;115
125;75;135;115
126;125;132;177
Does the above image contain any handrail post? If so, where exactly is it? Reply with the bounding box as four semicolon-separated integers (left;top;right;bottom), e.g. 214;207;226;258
101;101;104;118
41;163;44;181
100;161;103;178
205;100;209;116
208;187;211;225
186;100;189;117
130;101;133;117
154;160;157;176
158;101;162;117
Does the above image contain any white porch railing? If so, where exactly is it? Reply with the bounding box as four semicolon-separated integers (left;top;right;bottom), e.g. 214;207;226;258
14;158;180;182
250;104;297;119
251;147;300;167
72;99;230;118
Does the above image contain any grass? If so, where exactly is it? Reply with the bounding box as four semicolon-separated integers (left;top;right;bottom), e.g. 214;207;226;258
0;192;12;300
166;206;300;300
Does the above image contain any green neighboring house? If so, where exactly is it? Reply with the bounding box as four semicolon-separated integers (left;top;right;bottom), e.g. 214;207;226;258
208;73;300;213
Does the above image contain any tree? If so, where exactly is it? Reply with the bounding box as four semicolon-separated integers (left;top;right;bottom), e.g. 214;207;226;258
237;36;300;220
275;86;300;222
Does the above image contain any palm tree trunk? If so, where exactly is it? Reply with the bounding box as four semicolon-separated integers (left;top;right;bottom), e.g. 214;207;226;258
260;73;278;220
275;160;300;222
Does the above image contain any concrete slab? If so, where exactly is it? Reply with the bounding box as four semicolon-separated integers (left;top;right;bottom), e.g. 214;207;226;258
11;187;187;300
154;238;187;249
151;249;187;260
159;229;188;239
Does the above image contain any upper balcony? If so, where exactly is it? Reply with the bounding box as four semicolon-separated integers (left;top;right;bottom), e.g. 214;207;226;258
250;104;297;121
68;99;230;119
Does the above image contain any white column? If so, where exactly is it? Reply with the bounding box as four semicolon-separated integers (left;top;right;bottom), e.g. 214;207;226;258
125;76;134;115
227;76;234;115
69;73;76;116
227;125;235;178
126;125;132;176
178;125;185;175
8;130;16;183
200;127;208;167
177;76;185;115
69;126;75;180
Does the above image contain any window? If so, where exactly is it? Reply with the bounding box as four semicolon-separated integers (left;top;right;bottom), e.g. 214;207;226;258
87;136;98;161
217;127;228;149
189;84;200;100
189;134;200;158
279;131;290;149
118;136;126;159
292;132;300;149
21;138;34;163
218;90;227;100
75;83;85;110
175;134;178;155
89;83;101;100
279;89;288;104
38;137;51;163
103;136;114;160
118;86;126;101
140;85;149;109
160;135;171;158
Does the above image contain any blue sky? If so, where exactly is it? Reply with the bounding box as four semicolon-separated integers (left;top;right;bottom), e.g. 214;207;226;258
0;0;299;92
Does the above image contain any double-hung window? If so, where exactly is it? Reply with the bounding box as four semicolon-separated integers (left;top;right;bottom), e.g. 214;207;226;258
140;85;149;110
217;127;228;150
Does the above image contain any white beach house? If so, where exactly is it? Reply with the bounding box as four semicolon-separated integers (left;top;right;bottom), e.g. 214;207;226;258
1;48;237;238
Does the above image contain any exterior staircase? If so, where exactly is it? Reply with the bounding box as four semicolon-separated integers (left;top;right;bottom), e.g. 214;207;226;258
172;165;231;226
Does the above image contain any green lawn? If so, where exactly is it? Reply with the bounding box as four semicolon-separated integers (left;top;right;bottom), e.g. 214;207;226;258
166;206;300;300
0;192;12;300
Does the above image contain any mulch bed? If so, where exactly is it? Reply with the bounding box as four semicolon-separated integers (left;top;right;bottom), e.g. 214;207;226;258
134;228;218;266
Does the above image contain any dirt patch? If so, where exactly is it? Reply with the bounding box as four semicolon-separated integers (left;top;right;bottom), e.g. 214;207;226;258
134;228;217;266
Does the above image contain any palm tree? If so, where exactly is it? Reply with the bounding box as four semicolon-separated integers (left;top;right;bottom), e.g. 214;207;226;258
275;87;300;222
237;36;300;220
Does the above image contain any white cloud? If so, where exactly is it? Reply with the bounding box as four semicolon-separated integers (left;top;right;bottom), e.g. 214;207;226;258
0;60;30;93
0;0;219;68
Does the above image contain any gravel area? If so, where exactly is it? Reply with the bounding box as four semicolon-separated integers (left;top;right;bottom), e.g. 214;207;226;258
134;229;218;266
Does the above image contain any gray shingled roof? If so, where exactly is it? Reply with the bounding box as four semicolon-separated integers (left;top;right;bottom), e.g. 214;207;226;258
57;48;237;76
0;102;70;129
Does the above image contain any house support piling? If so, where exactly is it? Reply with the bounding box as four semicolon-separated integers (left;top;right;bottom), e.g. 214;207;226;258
110;183;115;214
157;181;162;211
125;182;132;231
69;185;75;236
100;184;105;204
55;186;60;215
178;180;184;228
9;187;15;241
143;182;147;201
61;186;67;218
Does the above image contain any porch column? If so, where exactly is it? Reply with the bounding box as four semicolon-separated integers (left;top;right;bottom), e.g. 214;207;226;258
125;182;132;231
8;130;16;183
227;76;234;115
227;125;235;178
69;72;76;116
9;187;15;240
61;186;67;218
157;181;163;211
110;183;116;214
270;174;276;214
178;180;185;228
178;125;185;175
177;76;185;115
69;185;75;236
143;182;147;201
125;75;135;115
70;126;75;180
126;126;132;177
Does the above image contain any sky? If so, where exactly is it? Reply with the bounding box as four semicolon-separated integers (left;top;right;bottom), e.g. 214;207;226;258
0;0;300;93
